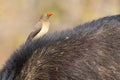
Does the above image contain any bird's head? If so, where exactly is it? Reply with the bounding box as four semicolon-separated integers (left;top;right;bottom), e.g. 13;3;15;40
40;12;54;21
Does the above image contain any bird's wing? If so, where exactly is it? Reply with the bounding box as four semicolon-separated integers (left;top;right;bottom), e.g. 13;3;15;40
25;22;42;43
34;22;42;31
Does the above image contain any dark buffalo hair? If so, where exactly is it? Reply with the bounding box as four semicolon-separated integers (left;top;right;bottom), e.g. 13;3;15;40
0;15;120;80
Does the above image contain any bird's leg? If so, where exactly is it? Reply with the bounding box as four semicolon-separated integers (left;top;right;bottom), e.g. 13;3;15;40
25;28;41;44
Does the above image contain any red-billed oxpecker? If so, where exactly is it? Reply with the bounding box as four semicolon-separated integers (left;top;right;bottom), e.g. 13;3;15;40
25;12;54;43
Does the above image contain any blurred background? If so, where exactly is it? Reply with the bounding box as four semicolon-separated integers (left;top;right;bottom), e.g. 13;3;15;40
0;0;120;68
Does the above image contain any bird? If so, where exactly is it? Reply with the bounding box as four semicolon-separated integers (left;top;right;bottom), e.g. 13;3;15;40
25;12;53;43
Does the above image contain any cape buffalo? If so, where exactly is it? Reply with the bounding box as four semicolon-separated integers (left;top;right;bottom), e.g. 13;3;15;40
0;15;120;80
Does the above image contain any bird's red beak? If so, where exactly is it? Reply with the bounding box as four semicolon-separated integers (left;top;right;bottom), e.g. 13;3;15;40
47;12;54;17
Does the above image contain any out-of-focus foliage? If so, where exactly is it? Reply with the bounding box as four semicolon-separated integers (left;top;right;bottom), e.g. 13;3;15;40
0;0;120;67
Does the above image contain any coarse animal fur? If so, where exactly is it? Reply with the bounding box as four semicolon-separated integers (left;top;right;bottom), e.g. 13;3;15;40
0;15;120;80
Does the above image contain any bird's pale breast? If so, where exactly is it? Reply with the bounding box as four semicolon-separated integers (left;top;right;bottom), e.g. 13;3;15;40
35;22;49;38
